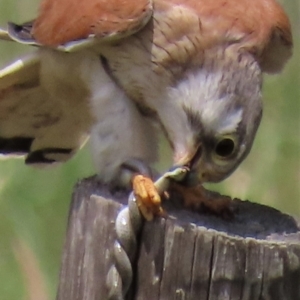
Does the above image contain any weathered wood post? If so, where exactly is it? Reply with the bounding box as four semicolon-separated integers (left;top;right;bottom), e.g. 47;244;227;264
56;176;300;300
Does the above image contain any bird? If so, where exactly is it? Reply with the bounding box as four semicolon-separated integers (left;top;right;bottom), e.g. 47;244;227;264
0;0;292;215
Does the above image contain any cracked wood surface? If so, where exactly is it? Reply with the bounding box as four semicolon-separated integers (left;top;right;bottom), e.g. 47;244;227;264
56;176;300;300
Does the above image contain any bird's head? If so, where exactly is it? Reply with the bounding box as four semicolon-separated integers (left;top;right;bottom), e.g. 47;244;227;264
170;49;263;183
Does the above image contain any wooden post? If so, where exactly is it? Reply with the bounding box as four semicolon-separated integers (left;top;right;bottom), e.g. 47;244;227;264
56;176;300;300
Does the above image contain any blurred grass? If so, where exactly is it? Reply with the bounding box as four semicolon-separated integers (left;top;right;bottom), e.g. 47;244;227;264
0;0;299;299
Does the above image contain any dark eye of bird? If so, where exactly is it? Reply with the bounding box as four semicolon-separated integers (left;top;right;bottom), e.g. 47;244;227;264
215;138;235;158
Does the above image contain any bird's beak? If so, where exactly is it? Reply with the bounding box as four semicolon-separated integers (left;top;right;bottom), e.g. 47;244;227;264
172;145;203;186
189;145;203;170
174;144;202;170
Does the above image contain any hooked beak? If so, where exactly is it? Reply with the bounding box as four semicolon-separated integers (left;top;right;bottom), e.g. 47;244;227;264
174;144;202;170
189;145;203;170
172;145;203;186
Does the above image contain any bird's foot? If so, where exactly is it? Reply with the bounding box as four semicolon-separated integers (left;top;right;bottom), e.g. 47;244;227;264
132;174;163;221
106;158;160;220
132;167;189;221
168;182;233;219
108;158;156;192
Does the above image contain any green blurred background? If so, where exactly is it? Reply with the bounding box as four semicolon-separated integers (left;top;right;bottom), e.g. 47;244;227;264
0;0;299;299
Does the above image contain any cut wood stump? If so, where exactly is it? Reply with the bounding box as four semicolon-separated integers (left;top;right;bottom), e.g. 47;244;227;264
56;176;300;300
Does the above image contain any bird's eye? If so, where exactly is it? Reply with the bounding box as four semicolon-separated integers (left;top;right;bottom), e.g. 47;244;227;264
215;138;235;158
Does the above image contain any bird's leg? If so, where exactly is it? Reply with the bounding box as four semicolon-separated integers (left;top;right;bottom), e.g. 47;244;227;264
88;56;159;191
111;157;156;190
132;167;189;221
97;154;165;222
107;157;161;221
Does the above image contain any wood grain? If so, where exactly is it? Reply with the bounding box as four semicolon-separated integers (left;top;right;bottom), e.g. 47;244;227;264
56;176;300;300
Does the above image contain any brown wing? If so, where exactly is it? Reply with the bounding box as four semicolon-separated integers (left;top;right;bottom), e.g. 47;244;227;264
32;0;153;46
153;0;292;73
0;53;93;164
6;0;292;72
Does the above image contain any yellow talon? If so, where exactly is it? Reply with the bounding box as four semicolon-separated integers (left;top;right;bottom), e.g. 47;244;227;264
132;175;163;221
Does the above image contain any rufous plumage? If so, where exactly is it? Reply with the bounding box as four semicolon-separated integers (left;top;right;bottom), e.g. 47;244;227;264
0;0;292;213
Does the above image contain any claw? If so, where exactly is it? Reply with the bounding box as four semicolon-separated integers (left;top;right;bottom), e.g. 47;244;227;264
132;175;163;221
132;165;233;220
132;166;189;221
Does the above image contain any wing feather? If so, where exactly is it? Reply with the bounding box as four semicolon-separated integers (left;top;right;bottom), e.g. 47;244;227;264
32;0;153;47
4;0;153;52
0;53;92;164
